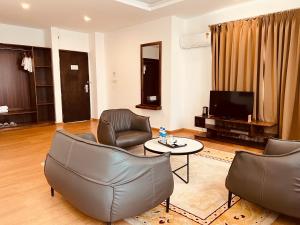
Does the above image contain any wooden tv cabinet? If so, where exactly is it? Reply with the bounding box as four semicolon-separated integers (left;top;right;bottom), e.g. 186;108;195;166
194;115;277;147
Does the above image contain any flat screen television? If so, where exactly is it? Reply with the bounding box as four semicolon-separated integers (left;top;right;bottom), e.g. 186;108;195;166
209;91;254;120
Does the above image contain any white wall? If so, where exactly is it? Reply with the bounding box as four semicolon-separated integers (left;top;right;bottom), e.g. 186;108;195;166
0;23;49;47
182;0;300;129
89;32;97;118
89;32;108;119
105;17;173;129
57;29;90;52
169;16;186;130
50;27;63;123
95;33;108;118
182;47;211;129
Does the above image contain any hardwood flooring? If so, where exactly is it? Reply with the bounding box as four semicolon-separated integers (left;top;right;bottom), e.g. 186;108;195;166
0;120;299;225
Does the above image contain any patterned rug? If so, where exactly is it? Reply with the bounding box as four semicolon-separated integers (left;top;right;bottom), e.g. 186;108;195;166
124;146;278;225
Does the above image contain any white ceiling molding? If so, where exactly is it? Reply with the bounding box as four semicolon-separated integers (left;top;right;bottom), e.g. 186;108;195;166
115;0;184;11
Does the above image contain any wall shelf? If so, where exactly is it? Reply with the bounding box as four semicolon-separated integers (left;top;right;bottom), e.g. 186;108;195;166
0;109;37;116
36;84;53;87
37;102;54;106
35;65;51;68
136;104;162;110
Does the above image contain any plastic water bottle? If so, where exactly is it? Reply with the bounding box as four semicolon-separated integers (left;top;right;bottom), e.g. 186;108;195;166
159;127;164;142
161;127;167;144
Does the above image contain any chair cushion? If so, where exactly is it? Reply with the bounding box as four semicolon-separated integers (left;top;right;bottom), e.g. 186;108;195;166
116;130;151;148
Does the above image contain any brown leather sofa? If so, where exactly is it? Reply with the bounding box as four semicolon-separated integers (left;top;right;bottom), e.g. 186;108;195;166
44;130;174;225
226;139;300;218
97;109;152;148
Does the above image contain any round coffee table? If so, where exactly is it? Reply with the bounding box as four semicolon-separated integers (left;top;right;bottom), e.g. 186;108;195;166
144;137;204;184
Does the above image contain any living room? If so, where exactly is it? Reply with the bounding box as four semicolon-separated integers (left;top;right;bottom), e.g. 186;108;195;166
1;0;300;224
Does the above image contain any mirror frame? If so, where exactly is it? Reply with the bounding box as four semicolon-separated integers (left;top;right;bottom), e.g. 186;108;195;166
136;41;162;110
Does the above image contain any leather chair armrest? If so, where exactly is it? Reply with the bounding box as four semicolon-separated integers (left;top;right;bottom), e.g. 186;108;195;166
76;133;97;142
264;138;300;155
97;120;117;146
129;152;174;198
150;152;174;199
134;152;174;199
226;149;300;217
226;149;300;197
110;152;174;221
226;151;265;202
131;114;152;134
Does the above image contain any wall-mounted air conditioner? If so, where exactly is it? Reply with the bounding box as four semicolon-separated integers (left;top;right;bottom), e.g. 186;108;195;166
180;32;211;49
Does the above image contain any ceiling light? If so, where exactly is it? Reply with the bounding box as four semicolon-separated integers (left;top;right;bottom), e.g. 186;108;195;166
84;16;91;22
116;0;184;11
21;2;30;10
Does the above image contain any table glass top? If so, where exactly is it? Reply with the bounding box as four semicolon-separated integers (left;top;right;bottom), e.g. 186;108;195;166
144;137;204;154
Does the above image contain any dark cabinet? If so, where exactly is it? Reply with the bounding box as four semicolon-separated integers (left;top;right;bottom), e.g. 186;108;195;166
0;44;55;130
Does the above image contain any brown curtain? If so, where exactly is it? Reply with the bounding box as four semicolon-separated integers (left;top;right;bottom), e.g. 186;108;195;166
210;9;300;140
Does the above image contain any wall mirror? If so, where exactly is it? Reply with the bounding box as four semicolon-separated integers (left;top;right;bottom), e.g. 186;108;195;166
136;41;162;110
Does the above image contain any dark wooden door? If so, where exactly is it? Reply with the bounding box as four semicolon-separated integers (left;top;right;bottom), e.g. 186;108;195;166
59;50;90;123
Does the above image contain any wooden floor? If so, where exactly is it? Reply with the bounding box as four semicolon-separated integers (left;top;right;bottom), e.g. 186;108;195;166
0;120;299;225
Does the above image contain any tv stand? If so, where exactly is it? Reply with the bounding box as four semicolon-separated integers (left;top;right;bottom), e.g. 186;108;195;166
194;115;277;147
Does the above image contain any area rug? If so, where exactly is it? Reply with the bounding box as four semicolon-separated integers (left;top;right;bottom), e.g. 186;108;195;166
125;146;278;225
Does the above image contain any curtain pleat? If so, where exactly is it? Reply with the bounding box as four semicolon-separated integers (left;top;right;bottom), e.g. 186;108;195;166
210;8;300;139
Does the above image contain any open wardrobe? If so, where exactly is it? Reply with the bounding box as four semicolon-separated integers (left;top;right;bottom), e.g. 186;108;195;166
0;43;55;130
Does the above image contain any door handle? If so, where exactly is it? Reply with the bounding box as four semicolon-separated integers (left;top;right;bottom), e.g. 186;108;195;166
84;84;89;93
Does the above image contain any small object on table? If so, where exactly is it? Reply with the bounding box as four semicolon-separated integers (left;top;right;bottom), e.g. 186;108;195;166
159;137;187;148
167;135;175;144
0;105;8;113
159;127;167;144
202;106;208;116
248;114;252;123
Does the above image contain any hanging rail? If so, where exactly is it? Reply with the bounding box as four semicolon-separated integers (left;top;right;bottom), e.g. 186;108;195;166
0;47;32;52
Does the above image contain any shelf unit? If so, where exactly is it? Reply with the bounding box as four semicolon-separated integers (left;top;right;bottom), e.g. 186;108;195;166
194;115;277;147
0;44;55;130
33;47;55;123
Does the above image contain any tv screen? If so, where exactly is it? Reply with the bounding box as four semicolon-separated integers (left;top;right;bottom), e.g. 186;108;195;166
209;91;254;120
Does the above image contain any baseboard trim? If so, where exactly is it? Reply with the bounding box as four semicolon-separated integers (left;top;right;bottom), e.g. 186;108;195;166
152;127;200;135
56;118;99;124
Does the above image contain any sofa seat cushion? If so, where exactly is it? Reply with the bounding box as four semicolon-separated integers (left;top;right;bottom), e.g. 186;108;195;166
116;130;151;148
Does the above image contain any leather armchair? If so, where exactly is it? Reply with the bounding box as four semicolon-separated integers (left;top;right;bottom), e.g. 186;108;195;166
97;109;152;148
226;139;300;218
44;130;174;225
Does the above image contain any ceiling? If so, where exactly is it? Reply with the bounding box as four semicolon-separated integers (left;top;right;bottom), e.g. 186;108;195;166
0;0;252;32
